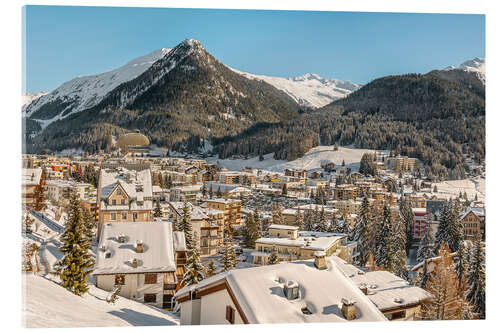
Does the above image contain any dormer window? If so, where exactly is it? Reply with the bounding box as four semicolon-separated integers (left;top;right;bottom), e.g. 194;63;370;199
117;188;122;195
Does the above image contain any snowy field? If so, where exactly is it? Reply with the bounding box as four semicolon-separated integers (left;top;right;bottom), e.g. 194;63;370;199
22;274;179;328
433;176;485;201
206;145;382;173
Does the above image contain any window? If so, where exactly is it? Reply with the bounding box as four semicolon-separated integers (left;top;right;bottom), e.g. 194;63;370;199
133;212;138;220
121;212;127;220
144;273;157;284
117;189;122;195
115;274;125;285
226;305;235;324
112;199;116;205
121;199;125;205
144;293;156;303
387;310;406;320
110;213;116;220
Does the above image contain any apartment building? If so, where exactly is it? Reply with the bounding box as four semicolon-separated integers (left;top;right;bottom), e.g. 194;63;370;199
204;198;242;235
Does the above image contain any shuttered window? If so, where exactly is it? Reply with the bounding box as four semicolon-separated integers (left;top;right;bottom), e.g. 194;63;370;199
144;273;157;284
144;293;156;303
115;274;125;285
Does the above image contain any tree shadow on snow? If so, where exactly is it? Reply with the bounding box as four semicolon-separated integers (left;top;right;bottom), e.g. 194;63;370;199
108;308;177;326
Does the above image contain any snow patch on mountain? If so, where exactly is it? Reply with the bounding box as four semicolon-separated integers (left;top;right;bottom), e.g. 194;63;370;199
22;92;48;112
25;48;171;125
445;57;485;84
229;68;360;108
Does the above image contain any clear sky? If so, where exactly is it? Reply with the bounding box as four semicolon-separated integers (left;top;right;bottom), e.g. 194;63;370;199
23;6;485;93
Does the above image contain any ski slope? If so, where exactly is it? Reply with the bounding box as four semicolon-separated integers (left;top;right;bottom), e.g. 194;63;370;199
208;145;381;173
433;176;485;201
22;274;179;328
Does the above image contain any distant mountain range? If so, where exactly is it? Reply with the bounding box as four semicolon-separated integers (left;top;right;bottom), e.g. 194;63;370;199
22;39;485;179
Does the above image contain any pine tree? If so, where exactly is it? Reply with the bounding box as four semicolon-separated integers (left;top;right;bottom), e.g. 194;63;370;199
216;186;222;198
455;241;469;292
202;182;207;197
316;206;327;232
375;204;393;270
399;197;414;254
417;222;435;263
179;201;193;250
267;246;279;265
449;200;464;252
466;237;485;319
58;192;94;296
23;211;34;234
295;207;304;230
391;213;408;277
205;259;217;278
81;206;95;241
434;201;452;253
181;238;205;287
153;199;163;218
209;184;214;198
282;183;288;196
221;237;238;271
303;209;315;231
352;196;372;268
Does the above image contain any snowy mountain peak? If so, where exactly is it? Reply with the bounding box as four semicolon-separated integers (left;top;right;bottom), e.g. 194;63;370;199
444;57;485;84
230;68;360;108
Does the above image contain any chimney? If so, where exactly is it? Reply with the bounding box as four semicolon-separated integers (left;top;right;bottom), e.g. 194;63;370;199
283;280;299;300
341;298;356;320
132;258;138;268
313;251;327;270
136;240;144;253
359;283;368;295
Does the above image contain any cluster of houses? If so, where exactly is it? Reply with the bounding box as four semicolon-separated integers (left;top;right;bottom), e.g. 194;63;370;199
21;145;485;324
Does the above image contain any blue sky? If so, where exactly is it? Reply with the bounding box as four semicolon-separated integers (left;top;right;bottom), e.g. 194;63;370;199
23;6;485;93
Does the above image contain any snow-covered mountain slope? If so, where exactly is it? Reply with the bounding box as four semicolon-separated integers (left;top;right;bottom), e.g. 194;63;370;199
22;92;48;112
229;69;360;108
22;274;179;328
445;57;485;84
25;48;171;127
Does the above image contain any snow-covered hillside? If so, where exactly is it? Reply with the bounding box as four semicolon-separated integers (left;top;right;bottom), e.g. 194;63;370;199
25;48;171;129
207;145;380;173
433;176;485;201
230;69;360;108
22;274;179;328
22;92;48;112
445;57;485;84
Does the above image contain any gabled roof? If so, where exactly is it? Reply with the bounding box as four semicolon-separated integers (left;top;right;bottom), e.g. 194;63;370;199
175;258;387;323
94;222;176;275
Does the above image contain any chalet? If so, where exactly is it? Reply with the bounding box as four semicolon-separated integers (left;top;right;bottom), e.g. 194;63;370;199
93;221;185;309
175;254;388;324
97;168;154;238
460;207;485;241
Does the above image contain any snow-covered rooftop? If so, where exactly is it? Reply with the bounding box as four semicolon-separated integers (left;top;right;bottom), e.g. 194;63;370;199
94;222;176;274
99;168;153;210
256;232;344;251
22;168;42;186
176;258;387;323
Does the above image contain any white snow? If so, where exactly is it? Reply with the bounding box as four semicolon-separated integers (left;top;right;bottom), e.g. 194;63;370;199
22;92;48;112
25;48;171;128
94;222;176;275
432;176;485;201
444;57;485;84
207;145;381;173
176;257;387;323
230;68;360;108
22;274;179;328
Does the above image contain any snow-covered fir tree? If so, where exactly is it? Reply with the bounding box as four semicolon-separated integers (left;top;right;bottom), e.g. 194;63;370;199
391;213;407;278
221;236;238;271
303;209;315;231
242;213;260;248
399;197;414;254
179;201;193;250
205;259;217;278
295;207;304;230
316;206;328;232
375;204;393;270
434;201;452;252
181;238;205;287
23;211;34;234
351;196;373;267
58;192;94;296
455;241;470;292
466;237;485;319
417;222;435;263
81;206;95;241
153;198;162;218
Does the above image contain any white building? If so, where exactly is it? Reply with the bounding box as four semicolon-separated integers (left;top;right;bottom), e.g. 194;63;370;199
93;221;184;309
